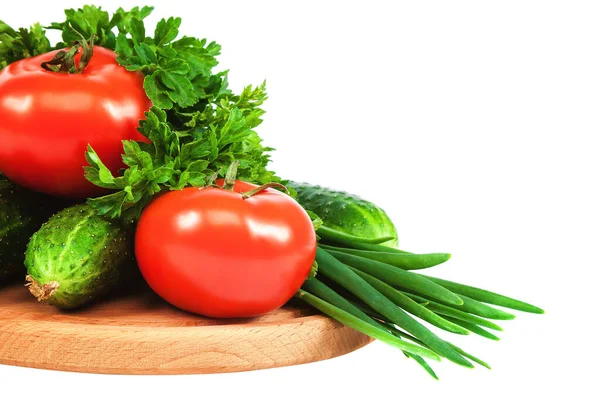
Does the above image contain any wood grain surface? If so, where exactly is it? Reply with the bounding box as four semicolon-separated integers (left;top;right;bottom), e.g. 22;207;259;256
0;281;373;375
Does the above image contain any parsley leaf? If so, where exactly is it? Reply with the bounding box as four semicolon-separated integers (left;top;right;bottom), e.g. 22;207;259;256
0;21;50;69
112;16;222;110
86;81;275;220
1;5;280;220
39;6;279;220
154;17;181;46
48;5;154;50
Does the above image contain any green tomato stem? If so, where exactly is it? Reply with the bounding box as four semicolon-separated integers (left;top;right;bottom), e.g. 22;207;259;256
222;160;239;191
241;182;289;199
40;24;95;73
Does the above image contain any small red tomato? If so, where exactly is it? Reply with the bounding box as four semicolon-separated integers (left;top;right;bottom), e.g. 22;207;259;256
0;46;151;198
134;181;317;318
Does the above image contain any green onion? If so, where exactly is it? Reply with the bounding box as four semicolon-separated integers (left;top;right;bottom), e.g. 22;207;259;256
317;226;396;246
385;327;439;379
450;294;516;320
301;278;444;375
325;249;463;306
443;317;501;341
348;267;470;335
404;292;503;331
302;278;378;327
384;321;490;371
419;275;545;314
315;248;473;368
296;290;441;361
447;343;491;369
349;299;388;321
401;288;516;320
324;241;412;254
320;244;450;270
408;354;439;379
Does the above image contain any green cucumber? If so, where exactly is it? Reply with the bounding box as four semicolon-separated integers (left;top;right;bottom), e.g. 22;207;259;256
0;180;63;281
25;204;134;309
288;181;399;247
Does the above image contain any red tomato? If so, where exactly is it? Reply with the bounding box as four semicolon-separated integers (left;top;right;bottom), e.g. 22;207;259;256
0;46;151;198
134;181;317;318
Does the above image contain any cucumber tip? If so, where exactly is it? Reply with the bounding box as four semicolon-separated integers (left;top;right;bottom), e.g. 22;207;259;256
25;275;59;302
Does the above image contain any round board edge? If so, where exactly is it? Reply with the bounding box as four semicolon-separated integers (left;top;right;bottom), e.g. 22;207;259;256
0;310;374;375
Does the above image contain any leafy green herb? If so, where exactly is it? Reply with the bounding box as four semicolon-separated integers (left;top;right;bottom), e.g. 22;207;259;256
85;85;276;219
48;5;154;50
113;16;223;110
39;5;279;219
0;21;51;69
2;5;278;219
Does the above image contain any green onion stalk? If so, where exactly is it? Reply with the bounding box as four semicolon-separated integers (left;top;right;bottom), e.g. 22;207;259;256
297;227;543;378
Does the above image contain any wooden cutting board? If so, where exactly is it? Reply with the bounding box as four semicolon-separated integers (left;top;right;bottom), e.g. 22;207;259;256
0;281;372;375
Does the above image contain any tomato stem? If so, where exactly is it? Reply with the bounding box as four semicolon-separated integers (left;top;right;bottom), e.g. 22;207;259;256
241;183;290;199
220;160;289;197
41;24;95;74
205;171;220;188
222;160;239;191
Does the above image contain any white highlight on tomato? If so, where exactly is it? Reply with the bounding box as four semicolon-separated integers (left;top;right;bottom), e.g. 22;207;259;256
39;93;93;111
206;210;242;226
102;100;141;121
2;95;32;114
246;218;291;243
176;210;202;231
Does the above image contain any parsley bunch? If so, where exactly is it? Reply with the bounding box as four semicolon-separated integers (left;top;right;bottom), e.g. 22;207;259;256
0;21;50;69
41;5;278;219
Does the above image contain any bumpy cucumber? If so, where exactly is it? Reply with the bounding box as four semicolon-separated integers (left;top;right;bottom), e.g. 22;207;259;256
288;181;399;247
0;180;62;280
25;204;134;309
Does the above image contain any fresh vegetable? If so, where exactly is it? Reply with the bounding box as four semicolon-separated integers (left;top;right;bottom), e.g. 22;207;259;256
1;7;277;218
25;204;134;308
322;244;450;270
313;247;473;368
0;35;151;198
10;4;280;303
71;5;541;376
288;181;399;248
65;5;280;220
1;5;543;379
298;228;544;376
135;169;316;318
0;178;63;281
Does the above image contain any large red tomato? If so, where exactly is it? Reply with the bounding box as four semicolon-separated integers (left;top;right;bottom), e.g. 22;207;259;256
135;181;317;318
0;46;151;198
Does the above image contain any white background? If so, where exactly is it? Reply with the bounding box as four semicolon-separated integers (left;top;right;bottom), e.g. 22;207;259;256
1;1;598;399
